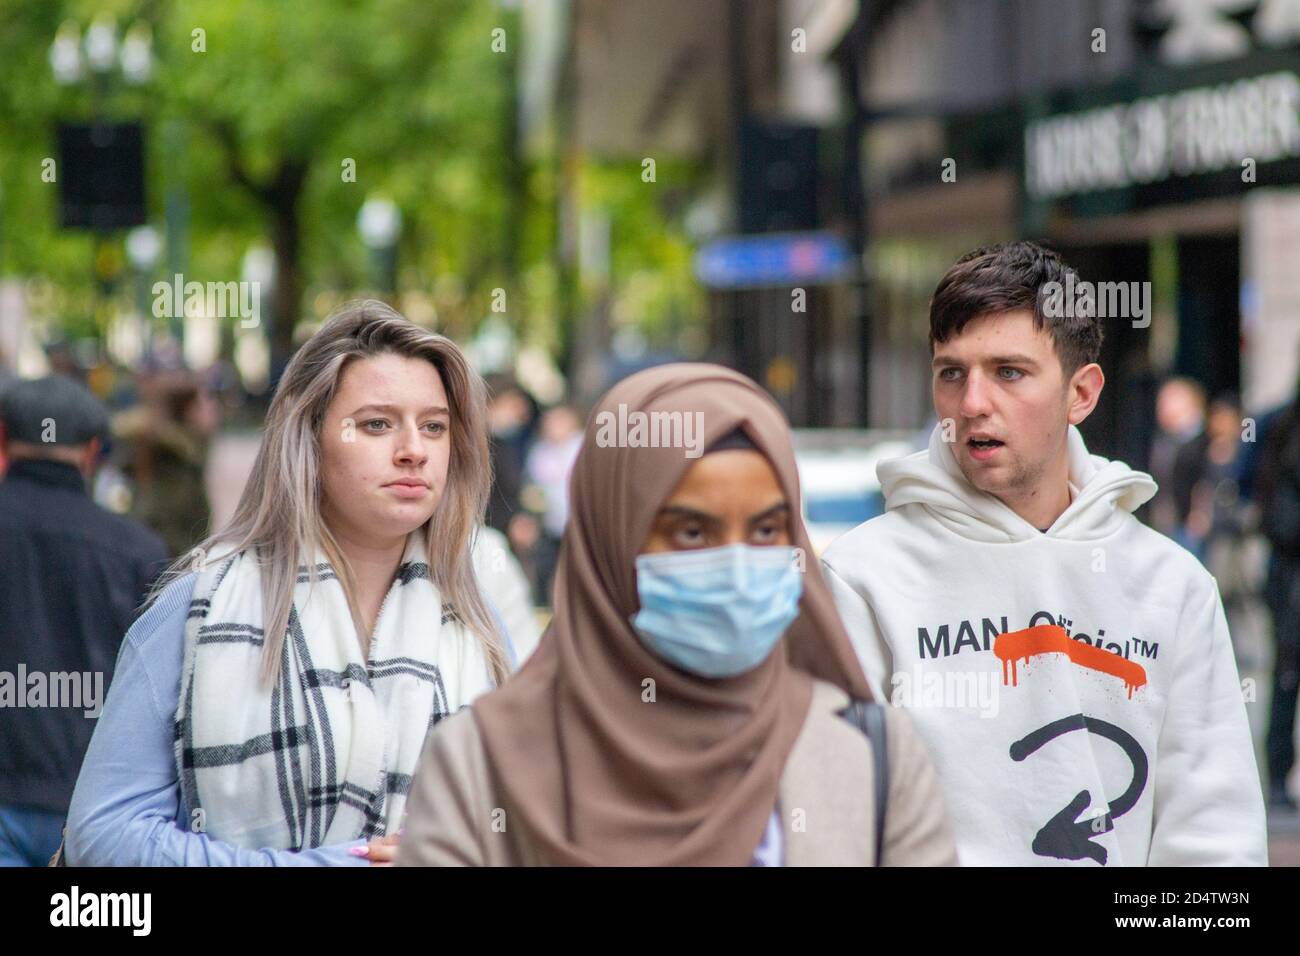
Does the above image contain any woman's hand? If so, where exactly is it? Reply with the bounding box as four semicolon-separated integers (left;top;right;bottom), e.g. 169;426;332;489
348;832;401;866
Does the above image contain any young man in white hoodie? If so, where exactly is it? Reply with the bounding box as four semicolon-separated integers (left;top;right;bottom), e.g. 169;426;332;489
822;241;1267;866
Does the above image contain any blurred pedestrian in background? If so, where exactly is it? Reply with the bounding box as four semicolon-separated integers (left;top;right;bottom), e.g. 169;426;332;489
0;350;13;392
1147;377;1207;552
522;403;583;604
1185;394;1257;623
483;374;547;599
42;342;85;386
1256;381;1300;811
0;349;13;477
471;524;542;664
112;369;219;558
483;374;539;537
0;375;167;866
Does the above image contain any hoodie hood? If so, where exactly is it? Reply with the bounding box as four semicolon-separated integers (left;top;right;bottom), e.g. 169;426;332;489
877;423;1157;542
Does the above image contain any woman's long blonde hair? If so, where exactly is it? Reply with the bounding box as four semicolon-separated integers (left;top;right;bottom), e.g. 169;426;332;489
153;300;509;687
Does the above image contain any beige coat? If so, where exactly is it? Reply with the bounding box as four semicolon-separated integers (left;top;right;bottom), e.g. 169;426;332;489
397;679;958;866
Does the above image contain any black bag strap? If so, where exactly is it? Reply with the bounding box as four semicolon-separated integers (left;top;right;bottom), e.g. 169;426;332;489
838;699;889;867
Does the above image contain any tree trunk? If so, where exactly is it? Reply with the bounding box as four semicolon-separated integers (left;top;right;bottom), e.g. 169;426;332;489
266;163;308;382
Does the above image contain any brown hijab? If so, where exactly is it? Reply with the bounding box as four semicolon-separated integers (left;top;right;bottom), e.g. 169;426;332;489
473;363;872;865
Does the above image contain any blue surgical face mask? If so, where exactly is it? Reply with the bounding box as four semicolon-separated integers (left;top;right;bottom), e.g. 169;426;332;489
630;543;803;679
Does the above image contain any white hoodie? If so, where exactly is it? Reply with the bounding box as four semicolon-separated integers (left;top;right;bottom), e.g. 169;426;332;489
821;424;1267;866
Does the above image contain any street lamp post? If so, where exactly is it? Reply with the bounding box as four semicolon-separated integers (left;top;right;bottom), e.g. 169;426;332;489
58;15;153;126
125;225;161;359
50;16;153;362
357;196;402;297
241;243;275;346
83;16;118;116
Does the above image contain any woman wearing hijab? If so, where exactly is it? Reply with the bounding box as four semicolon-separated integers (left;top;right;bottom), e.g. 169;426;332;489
397;364;956;866
63;301;513;865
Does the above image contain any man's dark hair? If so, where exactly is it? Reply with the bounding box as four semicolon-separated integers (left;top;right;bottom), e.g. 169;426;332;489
929;241;1103;374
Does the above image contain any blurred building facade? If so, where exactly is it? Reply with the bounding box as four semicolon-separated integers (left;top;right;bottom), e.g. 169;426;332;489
525;0;867;426
527;0;1300;445
844;0;1300;462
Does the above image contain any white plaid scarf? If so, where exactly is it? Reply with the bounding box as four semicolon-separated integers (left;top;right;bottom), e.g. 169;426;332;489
174;534;494;850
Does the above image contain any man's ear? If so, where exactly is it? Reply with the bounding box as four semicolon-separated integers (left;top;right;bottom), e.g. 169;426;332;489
1067;362;1105;426
79;436;103;478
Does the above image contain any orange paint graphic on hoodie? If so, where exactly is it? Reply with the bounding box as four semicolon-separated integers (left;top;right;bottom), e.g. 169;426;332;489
994;625;1147;699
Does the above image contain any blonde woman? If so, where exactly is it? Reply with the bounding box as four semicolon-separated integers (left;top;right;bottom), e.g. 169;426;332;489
64;301;512;866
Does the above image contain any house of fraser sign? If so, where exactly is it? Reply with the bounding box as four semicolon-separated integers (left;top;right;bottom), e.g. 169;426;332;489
1025;0;1300;200
1025;69;1300;200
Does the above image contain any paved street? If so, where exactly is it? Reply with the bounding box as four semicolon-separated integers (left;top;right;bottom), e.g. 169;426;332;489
205;429;261;531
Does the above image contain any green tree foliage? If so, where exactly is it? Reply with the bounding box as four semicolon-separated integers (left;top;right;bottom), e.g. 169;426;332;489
0;0;705;378
0;0;521;362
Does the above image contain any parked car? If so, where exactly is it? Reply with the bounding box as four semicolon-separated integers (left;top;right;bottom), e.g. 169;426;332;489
792;430;919;554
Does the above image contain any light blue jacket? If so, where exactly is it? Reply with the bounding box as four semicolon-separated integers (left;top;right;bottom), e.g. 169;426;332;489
65;574;515;866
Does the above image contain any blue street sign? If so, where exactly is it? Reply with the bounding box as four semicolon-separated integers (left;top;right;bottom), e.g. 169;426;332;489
694;231;854;289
